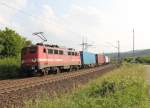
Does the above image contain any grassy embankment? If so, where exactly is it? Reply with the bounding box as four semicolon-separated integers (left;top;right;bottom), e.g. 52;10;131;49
25;64;150;108
0;57;20;79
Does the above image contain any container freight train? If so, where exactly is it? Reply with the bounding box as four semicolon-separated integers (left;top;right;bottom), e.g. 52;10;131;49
21;43;110;76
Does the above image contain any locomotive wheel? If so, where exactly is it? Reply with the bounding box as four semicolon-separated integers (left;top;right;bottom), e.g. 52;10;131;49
42;68;49;76
39;69;48;76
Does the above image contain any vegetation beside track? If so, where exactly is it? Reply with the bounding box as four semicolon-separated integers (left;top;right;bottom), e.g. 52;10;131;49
25;64;150;108
0;57;20;79
124;56;150;64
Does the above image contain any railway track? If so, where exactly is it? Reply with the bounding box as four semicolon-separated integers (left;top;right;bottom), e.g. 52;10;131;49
0;64;115;108
0;65;111;94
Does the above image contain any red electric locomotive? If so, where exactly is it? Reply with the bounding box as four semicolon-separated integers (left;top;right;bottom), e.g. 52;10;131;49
21;43;81;76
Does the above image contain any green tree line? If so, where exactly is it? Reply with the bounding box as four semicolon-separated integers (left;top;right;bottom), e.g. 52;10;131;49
0;27;31;57
124;56;150;64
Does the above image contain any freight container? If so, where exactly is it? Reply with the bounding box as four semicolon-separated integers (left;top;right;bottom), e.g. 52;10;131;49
96;54;106;65
105;56;110;64
80;51;96;66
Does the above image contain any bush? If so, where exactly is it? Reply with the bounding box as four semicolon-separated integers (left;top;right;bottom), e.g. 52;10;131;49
0;57;20;79
0;27;32;57
124;56;150;64
124;57;133;62
89;81;116;97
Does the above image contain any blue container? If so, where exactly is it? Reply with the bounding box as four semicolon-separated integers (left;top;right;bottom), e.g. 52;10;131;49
80;51;96;65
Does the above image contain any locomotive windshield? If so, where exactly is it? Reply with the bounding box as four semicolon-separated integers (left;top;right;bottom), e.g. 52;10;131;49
29;47;37;54
21;47;37;55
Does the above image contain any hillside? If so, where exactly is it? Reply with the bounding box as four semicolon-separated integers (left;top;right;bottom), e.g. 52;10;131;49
106;49;150;58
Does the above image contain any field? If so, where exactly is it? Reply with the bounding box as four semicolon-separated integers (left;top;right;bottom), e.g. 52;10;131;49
25;63;150;108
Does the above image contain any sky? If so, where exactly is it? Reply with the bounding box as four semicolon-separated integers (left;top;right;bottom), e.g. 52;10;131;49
0;0;150;53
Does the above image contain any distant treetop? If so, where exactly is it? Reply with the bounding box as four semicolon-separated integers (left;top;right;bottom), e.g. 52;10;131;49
0;27;32;57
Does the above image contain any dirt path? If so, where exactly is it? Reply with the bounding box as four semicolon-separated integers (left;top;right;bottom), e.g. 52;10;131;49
146;65;150;95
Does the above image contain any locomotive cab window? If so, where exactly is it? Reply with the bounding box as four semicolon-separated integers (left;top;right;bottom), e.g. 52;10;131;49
54;50;58;54
75;52;77;56
29;47;36;53
68;52;71;55
43;48;47;53
72;52;75;56
48;49;53;54
59;50;63;55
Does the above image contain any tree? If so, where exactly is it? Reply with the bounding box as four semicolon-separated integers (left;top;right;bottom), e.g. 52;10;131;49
0;27;32;57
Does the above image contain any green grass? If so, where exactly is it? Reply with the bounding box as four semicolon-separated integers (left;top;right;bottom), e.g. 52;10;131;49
0;57;20;79
25;64;150;108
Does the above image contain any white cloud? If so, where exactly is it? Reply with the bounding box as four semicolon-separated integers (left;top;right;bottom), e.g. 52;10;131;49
0;17;7;25
17;5;104;51
1;0;150;53
127;0;150;51
62;6;105;52
39;5;66;36
63;5;102;32
0;0;28;26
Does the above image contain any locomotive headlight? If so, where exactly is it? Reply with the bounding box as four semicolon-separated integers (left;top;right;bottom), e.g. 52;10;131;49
32;58;37;62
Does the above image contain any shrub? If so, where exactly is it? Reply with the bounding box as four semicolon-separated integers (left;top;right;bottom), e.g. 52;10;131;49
0;27;32;57
0;57;20;79
89;81;116;97
124;56;150;64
